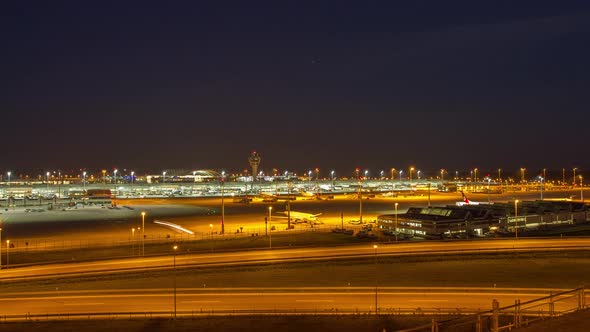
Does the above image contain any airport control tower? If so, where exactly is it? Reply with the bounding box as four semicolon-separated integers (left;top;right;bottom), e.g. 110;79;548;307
248;151;261;181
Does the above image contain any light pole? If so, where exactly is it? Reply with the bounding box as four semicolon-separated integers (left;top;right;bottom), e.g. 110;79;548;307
308;170;312;181
394;203;399;242
57;170;62;198
514;200;519;240
221;171;225;235
82;171;87;190
7;171;11;186
46;171;50;190
540;176;544;201
131;228;135;256
356;168;363;224
6;240;9;268
141;211;146;256
131;171;135;186
440;169;444;182
409;167;414;183
380;170;384;179
113;169;118;185
390;168;396;194
209;223;213;236
580;176;584;202
399;170;403;182
268;206;273;248
573;168;578;186
373;244;378;315
474;168;478;182
487;178;492;203
192;171;197;195
520;168;526;184
417;170;421;180
162;171;166;185
173;244;178;319
542;168;546;181
331;170;335;188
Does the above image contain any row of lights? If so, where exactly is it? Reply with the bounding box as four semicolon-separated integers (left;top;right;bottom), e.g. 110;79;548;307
0;167;584;186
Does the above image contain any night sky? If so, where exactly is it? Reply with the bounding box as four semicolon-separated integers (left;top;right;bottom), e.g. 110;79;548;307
2;1;589;176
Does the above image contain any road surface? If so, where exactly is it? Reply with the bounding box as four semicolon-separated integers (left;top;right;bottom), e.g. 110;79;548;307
2;238;590;281
0;287;581;318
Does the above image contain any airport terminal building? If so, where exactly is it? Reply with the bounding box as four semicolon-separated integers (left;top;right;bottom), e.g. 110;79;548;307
377;201;589;239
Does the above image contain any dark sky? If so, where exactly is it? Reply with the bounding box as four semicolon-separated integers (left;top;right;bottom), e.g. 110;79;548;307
1;1;589;177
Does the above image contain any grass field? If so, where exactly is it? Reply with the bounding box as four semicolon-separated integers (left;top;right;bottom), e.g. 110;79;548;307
7;231;373;266
0;315;435;332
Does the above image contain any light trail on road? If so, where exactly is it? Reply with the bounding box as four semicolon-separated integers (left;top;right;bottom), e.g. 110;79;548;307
0;287;582;317
2;238;590;281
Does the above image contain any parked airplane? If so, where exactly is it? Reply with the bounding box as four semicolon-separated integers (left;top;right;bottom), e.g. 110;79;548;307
456;191;480;206
276;211;322;224
252;193;278;202
292;190;318;200
299;190;316;197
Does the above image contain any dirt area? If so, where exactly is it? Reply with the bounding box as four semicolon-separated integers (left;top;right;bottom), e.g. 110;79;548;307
3;252;590;293
0;316;432;332
514;309;590;331
2;311;589;332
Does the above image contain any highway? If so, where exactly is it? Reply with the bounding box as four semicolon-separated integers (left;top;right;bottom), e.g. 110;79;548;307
0;287;581;317
2;238;590;281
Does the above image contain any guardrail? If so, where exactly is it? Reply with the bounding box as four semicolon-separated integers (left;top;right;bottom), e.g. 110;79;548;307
0;306;564;323
4;224;344;254
0;287;585;330
398;287;586;332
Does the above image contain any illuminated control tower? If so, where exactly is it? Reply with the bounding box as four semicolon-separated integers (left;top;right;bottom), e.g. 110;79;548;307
248;151;261;181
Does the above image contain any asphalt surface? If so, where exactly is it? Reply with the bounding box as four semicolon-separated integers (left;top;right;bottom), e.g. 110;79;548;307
0;189;583;250
2;238;590;281
0;287;580;317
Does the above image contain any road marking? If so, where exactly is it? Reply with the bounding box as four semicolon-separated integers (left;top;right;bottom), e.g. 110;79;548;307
408;300;449;302
182;300;221;303
295;300;334;302
63;302;105;306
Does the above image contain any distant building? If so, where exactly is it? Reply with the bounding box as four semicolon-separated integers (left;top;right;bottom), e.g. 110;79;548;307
378;201;589;239
378;205;501;239
146;170;220;183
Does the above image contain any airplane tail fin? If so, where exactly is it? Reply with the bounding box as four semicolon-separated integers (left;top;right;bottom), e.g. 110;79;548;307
461;191;470;204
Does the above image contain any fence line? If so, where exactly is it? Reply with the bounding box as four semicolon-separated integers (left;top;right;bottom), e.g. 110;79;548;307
0;306;564;323
4;224;361;254
399;287;586;332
